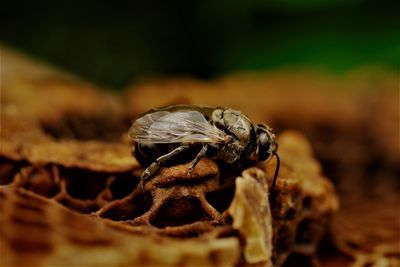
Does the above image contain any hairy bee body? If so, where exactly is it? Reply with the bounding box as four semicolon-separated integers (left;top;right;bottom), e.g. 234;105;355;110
130;105;279;188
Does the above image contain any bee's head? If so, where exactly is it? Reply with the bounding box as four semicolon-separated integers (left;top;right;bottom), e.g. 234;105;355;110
256;124;277;161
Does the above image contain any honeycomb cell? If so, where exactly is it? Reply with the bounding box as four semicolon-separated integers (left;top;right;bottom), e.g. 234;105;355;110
99;191;153;221
14;166;60;198
205;184;236;214
62;168;108;200
0;158;26;185
151;197;212;228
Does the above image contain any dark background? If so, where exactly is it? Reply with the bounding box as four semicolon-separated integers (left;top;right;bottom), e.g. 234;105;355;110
1;0;399;89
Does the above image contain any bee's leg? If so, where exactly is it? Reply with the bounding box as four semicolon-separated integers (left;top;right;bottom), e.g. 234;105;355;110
188;145;208;173
141;144;191;180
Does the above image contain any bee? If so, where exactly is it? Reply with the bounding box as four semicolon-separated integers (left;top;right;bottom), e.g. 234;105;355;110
129;105;280;191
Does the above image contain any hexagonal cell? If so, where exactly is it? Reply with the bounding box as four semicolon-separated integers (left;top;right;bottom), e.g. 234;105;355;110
14;166;60;198
109;173;139;200
205;184;236;214
0;157;27;185
62;168;109;200
99;191;153;221
151;197;212;228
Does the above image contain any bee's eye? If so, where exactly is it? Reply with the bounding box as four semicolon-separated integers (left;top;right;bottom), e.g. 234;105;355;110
258;143;272;161
256;128;272;161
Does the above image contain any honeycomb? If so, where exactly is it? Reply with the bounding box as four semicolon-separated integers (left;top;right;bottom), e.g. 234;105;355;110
0;185;241;266
0;112;338;266
6;46;396;266
1;83;339;266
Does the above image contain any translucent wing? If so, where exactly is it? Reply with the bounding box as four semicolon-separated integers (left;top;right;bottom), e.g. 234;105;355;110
129;110;227;144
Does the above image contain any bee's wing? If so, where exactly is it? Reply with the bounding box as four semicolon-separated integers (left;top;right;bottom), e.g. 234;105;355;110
129;110;227;144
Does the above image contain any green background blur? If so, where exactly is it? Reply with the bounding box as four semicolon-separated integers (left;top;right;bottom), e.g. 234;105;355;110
1;0;399;89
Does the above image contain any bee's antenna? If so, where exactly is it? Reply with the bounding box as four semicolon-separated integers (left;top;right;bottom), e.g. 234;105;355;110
270;142;280;196
271;152;280;192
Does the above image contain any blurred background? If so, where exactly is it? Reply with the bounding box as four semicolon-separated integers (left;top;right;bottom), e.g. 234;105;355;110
1;0;399;89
